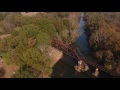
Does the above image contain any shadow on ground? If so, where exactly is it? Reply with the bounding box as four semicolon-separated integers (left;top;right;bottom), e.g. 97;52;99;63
51;53;95;78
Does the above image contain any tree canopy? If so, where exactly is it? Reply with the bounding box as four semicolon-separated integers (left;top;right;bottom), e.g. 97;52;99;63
0;12;80;78
85;12;120;74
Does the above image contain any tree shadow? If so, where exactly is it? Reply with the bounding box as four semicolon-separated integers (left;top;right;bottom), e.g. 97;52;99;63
51;53;95;78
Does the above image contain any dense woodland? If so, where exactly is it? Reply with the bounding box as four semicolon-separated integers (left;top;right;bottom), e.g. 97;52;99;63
0;12;80;78
84;12;120;74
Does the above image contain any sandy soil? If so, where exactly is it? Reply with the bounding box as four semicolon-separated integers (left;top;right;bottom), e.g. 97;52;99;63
0;34;11;39
21;12;40;16
0;60;19;78
48;46;63;66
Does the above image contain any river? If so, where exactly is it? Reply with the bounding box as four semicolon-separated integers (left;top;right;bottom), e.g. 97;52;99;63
76;13;89;57
52;13;112;78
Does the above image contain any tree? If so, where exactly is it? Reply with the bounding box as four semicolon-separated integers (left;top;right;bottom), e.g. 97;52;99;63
36;32;51;52
95;51;103;62
53;17;66;35
11;27;20;36
20;47;52;77
9;37;19;49
104;50;113;63
12;65;42;78
28;17;57;38
0;27;4;35
0;13;7;21
57;12;69;18
19;24;40;39
0;36;12;53
20;48;49;70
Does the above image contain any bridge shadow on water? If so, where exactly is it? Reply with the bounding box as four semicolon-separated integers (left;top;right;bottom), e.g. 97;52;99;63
51;53;96;78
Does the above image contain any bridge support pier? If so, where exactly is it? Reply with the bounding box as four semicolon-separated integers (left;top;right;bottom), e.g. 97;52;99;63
75;61;82;72
75;60;89;72
93;67;99;77
84;64;89;71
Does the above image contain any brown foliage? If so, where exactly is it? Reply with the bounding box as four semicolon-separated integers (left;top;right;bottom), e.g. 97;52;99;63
27;38;36;48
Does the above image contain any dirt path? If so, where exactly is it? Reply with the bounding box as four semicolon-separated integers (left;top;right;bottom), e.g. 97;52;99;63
0;34;11;39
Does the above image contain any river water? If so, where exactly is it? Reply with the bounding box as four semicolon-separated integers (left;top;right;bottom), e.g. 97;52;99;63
76;13;89;57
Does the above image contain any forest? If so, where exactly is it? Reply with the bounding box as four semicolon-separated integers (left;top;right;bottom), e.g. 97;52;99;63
0;12;80;78
84;12;120;74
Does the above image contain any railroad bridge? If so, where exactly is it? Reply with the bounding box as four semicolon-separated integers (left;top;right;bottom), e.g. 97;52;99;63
52;38;120;78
